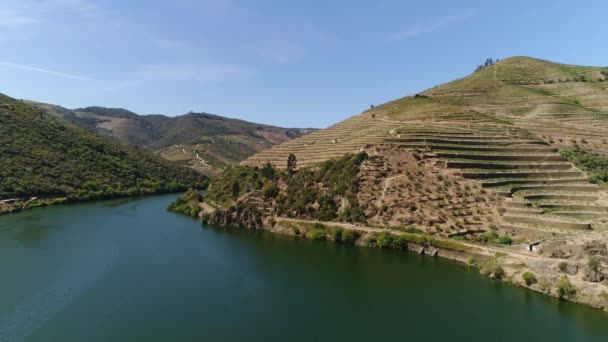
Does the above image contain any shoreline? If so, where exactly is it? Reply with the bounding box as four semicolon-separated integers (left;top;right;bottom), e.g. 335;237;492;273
198;214;608;311
0;190;188;217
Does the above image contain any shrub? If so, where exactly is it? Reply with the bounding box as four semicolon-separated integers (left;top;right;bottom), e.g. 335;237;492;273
481;257;505;279
522;272;538;286
466;256;477;266
262;182;279;199
340;230;360;244
308;228;326;241
497;236;513;245
559;262;568;273
376;232;394;248
390;235;409;250
556;277;577;299
588;256;601;273
366;233;378;245
328;227;344;242
538;279;552;294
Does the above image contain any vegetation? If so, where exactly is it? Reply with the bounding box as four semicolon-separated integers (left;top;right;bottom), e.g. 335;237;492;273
480;257;505;279
588;256;601;273
522;272;538;286
556;277;577;299
475;58;497;72
205;152;369;223
288;222;360;245
466;256;477;266
28;102;311;176
340;229;360;244
369;232;408;250
0;95;207;201
560;147;608;185
307;227;327;241
167;189;203;217
474;231;513;245
287;153;297;174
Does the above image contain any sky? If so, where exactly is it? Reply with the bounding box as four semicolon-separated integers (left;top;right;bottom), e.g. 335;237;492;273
1;0;607;128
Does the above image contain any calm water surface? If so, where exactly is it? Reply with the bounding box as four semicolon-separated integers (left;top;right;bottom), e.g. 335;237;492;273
0;194;607;341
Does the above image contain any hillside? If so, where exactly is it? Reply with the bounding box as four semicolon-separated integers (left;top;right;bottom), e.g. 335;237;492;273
0;94;207;210
25;101;314;175
183;57;608;307
242;57;608;234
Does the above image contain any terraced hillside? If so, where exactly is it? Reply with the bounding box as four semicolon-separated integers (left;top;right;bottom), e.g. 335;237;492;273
242;57;608;238
25;101;314;176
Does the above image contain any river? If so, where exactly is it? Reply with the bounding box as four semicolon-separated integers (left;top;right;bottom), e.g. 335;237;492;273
0;194;607;341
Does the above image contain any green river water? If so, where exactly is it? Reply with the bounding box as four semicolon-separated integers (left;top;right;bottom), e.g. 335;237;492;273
0;194;607;341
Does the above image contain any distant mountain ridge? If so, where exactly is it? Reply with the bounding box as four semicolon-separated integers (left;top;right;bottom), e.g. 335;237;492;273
25;101;315;175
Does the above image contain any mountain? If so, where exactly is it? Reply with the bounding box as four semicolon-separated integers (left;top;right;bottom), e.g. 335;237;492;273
25;101;315;175
244;56;608;168
187;57;608;307
0;94;207;204
242;56;608;232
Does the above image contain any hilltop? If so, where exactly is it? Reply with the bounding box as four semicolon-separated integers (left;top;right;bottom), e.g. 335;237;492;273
0;94;207;213
25;101;314;176
182;56;608;308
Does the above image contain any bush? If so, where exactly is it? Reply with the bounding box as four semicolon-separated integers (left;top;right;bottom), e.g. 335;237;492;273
556;277;577;299
328;227;344;242
588;256;601;273
341;230;360;244
262;182;279;199
466;256;477;266
522;272;538;286
497;236;513;245
307;228;326;241
559;262;569;273
481;257;505;279
376;232;394;248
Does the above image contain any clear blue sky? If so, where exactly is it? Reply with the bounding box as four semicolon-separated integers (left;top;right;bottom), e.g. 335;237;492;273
1;0;606;128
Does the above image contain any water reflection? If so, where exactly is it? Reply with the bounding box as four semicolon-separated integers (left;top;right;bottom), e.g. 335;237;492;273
15;223;54;248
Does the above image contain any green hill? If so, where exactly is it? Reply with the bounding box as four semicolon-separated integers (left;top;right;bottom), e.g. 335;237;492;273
239;56;608;236
0;94;207;202
25;101;314;176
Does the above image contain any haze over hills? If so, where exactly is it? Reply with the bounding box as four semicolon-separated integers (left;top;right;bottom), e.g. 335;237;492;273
0;94;206;208
25;101;315;175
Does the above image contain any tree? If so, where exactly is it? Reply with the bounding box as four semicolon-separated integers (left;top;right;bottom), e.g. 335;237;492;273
262;161;275;179
231;180;240;198
287;153;297;175
475;58;496;72
317;194;337;221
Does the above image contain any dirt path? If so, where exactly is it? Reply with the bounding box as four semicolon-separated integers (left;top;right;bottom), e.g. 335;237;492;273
376;176;402;207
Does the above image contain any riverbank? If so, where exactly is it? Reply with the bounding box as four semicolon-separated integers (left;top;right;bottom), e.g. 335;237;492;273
3;194;608;341
196;212;608;310
0;187;203;216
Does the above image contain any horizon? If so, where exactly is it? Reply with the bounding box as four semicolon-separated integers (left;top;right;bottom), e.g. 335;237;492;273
1;0;607;128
